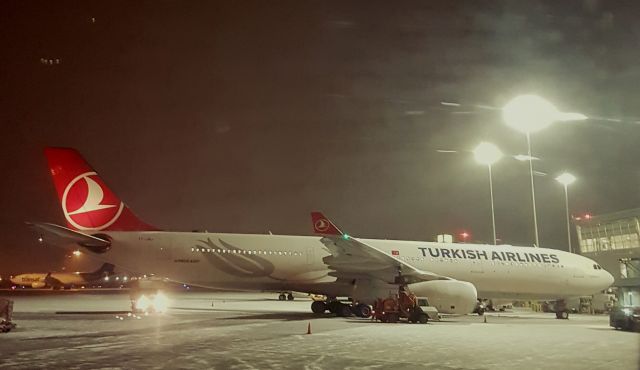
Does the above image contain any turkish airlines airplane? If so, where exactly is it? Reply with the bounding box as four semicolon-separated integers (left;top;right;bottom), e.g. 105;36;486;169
10;263;114;289
32;147;613;319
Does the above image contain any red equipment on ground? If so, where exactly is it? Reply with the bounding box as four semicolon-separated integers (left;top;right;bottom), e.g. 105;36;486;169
372;286;429;324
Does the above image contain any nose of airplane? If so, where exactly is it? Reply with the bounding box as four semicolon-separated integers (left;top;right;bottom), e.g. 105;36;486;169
603;270;614;288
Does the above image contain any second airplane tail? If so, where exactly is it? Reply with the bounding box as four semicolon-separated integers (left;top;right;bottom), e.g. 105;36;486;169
44;147;157;232
94;263;116;275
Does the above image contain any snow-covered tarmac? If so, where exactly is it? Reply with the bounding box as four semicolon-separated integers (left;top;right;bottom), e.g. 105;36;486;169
0;291;637;369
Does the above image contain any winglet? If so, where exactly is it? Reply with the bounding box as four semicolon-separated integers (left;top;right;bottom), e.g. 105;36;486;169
311;211;343;236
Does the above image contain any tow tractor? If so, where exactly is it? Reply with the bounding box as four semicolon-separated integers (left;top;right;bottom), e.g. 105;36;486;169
372;286;431;324
129;278;170;314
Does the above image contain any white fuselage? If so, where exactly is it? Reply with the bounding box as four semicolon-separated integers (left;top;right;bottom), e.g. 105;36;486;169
90;231;613;302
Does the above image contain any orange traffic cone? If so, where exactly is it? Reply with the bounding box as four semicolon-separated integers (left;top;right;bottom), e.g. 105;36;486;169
306;322;312;334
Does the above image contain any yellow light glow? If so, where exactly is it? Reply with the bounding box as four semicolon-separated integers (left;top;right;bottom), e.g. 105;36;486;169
503;95;559;134
473;142;502;166
555;172;576;186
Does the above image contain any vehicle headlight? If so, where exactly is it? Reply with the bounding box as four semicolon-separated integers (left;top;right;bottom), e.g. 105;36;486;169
136;295;151;311
152;292;169;313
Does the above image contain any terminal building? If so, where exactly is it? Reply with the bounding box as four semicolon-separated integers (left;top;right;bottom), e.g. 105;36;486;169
575;208;640;307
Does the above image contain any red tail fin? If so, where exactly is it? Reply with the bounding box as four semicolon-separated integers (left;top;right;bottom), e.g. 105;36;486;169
44;147;157;231
311;211;343;235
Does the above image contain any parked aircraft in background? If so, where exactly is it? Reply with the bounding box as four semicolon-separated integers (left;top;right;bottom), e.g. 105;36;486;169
10;263;115;289
30;148;613;318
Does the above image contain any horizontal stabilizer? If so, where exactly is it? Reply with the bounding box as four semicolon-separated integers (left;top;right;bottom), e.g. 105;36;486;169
27;222;111;248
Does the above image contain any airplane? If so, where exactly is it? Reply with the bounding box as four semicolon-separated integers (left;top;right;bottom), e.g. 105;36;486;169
10;263;115;289
30;147;614;319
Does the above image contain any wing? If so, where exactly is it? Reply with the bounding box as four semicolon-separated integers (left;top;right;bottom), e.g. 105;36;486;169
311;212;450;284
27;222;111;248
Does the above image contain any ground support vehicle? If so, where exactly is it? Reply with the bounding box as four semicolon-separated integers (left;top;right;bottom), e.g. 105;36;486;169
0;299;16;333
610;306;640;332
372;288;429;324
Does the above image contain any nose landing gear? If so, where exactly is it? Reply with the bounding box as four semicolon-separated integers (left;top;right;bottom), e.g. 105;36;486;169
555;299;569;319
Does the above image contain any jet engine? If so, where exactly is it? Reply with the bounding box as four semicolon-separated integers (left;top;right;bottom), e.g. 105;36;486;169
408;280;477;315
31;281;46;289
79;233;112;254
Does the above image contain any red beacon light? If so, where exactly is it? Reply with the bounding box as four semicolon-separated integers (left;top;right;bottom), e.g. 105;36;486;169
459;232;470;243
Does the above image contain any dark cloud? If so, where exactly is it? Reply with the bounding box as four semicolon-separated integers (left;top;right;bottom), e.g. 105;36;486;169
1;1;639;273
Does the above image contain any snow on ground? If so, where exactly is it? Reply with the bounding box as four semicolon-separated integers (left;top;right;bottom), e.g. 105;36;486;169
0;292;637;369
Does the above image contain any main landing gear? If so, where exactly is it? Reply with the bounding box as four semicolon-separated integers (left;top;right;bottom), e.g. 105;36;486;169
310;299;372;318
554;299;569;320
278;292;294;301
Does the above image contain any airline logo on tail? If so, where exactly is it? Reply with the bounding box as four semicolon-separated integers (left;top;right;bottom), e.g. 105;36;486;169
45;147;158;232
311;212;342;235
62;172;124;230
314;218;330;232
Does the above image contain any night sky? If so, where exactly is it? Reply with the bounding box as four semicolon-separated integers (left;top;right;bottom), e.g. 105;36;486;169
2;1;640;274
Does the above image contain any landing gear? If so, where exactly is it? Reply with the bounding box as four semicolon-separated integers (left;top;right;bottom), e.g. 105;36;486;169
326;299;350;317
310;299;369;318
326;300;340;314
337;304;352;317
311;301;326;314
473;300;486;316
555;310;569;320
555;299;569;319
278;292;295;301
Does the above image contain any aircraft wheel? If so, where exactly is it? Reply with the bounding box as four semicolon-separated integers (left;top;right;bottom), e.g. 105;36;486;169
311;301;326;314
555;310;569;319
327;301;340;314
278;293;286;301
287;293;294;301
337;304;352;317
477;307;485;316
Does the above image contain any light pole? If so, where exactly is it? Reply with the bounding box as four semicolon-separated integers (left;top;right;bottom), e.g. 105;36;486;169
473;142;503;245
555;172;576;253
502;95;587;247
